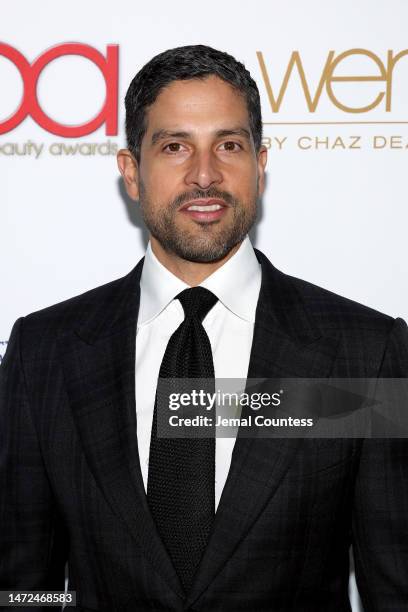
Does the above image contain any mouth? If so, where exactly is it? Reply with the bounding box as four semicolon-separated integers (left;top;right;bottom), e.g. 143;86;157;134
179;198;229;222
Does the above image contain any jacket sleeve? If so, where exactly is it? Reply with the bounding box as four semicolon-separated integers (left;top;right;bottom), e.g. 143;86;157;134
0;318;68;609
352;317;408;611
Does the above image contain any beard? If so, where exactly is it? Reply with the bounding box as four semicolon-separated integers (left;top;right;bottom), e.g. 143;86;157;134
138;182;258;263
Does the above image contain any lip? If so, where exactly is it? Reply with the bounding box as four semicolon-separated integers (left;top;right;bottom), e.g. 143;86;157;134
179;198;229;222
179;198;228;211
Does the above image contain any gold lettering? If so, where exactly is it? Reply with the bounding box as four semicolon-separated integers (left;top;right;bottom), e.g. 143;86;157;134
386;50;408;111
331;137;346;149
373;136;387;148
349;136;362;149
390;136;403;149
257;50;335;113
315;136;329;148
298;136;312;149
326;49;386;113
274;136;287;149
258;49;408;114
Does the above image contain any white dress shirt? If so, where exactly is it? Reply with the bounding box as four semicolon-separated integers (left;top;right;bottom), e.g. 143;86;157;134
135;235;261;510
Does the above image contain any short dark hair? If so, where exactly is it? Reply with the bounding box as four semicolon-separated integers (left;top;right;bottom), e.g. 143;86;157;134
125;44;263;162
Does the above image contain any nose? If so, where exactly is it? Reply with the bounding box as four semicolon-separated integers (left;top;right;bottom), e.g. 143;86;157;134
184;149;223;190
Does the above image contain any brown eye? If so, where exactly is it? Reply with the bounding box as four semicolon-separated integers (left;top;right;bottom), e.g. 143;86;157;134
165;143;182;152
222;141;240;151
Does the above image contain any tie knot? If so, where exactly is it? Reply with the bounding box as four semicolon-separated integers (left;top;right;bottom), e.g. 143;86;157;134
176;287;218;322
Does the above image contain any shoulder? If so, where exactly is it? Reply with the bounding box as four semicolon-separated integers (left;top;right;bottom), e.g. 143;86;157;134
285;272;395;333
281;270;408;375
19;261;143;348
24;276;125;329
254;248;395;332
254;248;407;374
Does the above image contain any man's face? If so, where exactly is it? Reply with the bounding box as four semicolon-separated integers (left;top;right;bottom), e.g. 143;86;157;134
119;75;267;263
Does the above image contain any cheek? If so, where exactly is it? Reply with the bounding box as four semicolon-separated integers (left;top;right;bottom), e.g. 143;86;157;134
149;155;185;177
147;164;185;197
232;173;258;201
227;159;259;191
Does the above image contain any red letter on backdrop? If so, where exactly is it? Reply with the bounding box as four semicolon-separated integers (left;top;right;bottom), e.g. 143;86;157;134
0;43;31;133
0;42;119;136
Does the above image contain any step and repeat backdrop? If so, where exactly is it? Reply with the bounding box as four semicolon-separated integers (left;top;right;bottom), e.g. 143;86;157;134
1;1;407;608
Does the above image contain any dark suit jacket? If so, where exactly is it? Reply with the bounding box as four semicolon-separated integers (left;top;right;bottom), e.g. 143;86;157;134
1;249;408;612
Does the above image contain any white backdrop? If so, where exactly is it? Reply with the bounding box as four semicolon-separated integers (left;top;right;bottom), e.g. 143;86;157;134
2;1;408;608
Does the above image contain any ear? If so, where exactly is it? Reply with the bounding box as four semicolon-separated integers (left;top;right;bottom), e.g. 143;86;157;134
117;149;139;201
256;145;268;196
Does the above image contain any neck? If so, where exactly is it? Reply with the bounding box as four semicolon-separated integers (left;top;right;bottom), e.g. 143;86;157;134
150;237;242;286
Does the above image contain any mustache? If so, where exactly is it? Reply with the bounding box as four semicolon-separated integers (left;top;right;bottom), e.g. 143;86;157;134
170;188;239;210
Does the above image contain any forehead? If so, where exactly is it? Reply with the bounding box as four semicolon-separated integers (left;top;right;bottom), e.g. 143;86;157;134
144;75;250;132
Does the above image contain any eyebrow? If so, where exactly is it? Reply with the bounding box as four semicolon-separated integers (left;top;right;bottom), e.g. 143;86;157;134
150;127;252;146
215;128;251;141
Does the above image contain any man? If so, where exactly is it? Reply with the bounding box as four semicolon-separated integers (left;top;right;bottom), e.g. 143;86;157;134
1;45;407;612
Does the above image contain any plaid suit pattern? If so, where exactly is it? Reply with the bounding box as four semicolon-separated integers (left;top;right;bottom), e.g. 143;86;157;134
1;249;408;611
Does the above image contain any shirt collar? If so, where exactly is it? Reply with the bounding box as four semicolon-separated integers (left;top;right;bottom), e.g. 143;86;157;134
138;235;261;327
200;236;261;322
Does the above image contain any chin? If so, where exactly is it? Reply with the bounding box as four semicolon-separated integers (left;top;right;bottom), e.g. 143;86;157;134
173;240;241;264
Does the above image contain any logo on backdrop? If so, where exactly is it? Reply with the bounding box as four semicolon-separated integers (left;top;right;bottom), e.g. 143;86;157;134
0;42;118;137
257;49;408;114
0;44;407;154
256;48;408;152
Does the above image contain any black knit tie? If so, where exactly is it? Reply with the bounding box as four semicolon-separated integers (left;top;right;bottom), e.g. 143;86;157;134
147;287;218;593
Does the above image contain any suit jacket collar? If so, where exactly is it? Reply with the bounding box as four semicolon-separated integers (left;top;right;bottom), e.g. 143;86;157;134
75;248;322;349
75;258;144;345
60;248;339;606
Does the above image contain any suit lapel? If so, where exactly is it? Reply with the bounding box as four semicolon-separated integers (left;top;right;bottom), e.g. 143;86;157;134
58;248;340;606
185;249;340;607
58;258;184;600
